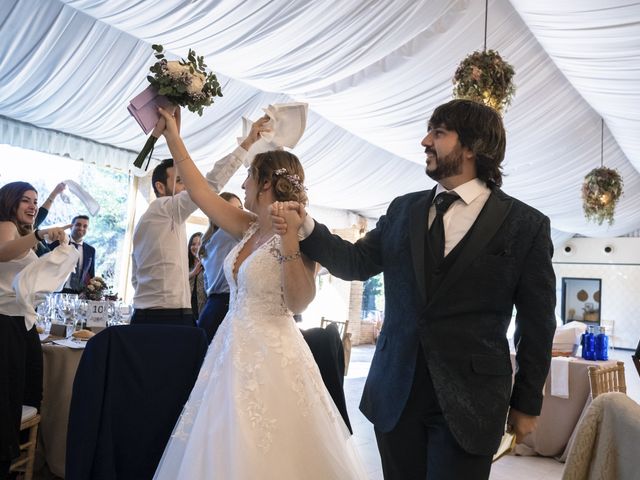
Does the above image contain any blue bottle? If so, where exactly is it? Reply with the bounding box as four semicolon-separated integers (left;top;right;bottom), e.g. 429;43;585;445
580;329;588;359
595;326;609;361
584;326;596;361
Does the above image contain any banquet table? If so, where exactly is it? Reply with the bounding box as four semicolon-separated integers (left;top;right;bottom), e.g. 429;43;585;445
36;342;84;478
511;354;617;458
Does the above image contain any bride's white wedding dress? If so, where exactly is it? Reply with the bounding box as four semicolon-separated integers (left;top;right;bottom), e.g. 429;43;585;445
154;223;368;479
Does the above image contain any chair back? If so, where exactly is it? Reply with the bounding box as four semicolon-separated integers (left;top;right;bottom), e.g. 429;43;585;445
300;327;351;433
320;317;349;342
588;361;627;399
320;317;352;375
9;407;40;480
66;325;208;480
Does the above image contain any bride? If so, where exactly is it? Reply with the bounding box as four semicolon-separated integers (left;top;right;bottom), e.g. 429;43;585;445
152;107;368;480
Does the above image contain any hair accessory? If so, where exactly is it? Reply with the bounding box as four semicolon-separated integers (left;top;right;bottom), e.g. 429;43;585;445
273;168;306;192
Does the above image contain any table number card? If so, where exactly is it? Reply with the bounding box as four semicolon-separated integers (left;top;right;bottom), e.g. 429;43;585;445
87;301;108;328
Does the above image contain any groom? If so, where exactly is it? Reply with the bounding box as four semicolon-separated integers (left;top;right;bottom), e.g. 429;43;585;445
276;99;556;479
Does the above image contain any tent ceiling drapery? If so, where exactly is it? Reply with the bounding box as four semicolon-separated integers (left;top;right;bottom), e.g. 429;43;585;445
1;0;639;237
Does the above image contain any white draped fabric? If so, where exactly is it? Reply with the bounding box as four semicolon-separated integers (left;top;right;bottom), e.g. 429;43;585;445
1;0;639;236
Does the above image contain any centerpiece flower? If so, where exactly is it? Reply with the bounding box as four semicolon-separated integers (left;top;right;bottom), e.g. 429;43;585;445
81;276;109;301
582;167;624;226
452;50;515;114
132;44;223;170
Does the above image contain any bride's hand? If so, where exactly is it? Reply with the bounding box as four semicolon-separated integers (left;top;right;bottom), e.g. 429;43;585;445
157;106;181;140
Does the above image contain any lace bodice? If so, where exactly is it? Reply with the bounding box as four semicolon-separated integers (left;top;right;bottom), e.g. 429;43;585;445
224;223;291;318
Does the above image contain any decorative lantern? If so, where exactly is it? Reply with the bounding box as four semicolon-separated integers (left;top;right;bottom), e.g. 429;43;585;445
452;1;515;114
582;120;623;226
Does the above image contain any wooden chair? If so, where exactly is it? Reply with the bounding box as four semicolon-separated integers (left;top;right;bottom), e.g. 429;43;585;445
588;361;627;399
320;317;351;375
9;406;41;480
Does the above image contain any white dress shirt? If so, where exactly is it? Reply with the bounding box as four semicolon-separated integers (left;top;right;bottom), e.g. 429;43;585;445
131;146;249;309
430;178;490;256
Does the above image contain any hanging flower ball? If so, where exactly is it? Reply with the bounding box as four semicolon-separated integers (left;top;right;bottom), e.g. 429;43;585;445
452;50;516;114
582;167;624;226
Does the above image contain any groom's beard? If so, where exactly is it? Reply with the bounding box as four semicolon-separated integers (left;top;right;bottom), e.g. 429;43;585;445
425;146;464;181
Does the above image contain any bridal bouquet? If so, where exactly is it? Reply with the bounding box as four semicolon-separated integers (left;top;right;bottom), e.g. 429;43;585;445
131;44;223;170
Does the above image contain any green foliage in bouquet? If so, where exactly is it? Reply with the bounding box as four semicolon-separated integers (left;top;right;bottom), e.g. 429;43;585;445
582;167;624;226
453;50;515;114
148;44;223;116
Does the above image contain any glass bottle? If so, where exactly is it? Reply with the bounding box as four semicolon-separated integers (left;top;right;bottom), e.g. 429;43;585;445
584;325;596;361
595;326;609;361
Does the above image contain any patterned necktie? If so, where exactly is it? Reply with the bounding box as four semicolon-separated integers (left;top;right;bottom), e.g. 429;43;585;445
428;192;459;263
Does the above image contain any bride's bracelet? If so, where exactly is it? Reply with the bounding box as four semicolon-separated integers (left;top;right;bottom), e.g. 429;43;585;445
279;250;302;264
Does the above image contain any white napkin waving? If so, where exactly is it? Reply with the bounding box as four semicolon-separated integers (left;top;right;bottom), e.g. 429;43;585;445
63;179;101;216
550;356;571;399
260;102;308;148
13;242;80;330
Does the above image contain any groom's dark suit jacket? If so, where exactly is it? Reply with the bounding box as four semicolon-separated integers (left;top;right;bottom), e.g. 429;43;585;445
300;185;556;456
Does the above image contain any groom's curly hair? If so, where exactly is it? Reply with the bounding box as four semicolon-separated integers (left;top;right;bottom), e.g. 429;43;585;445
429;99;506;187
250;151;308;205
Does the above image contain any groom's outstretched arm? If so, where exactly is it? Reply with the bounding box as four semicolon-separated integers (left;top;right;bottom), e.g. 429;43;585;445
299;215;384;282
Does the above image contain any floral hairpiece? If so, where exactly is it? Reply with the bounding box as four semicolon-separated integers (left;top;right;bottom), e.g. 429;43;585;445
273;168;306;192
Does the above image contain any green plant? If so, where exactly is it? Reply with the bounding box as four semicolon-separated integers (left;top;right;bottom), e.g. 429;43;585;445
582;167;624;226
452;50;516;113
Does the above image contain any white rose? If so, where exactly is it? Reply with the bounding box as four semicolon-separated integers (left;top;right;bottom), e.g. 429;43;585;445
187;72;205;94
165;61;190;77
87;285;96;291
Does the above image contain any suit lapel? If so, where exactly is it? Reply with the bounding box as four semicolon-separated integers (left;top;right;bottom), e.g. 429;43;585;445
428;188;513;307
409;188;436;304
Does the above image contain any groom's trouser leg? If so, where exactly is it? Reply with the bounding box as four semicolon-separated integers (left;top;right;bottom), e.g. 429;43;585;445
374;349;492;480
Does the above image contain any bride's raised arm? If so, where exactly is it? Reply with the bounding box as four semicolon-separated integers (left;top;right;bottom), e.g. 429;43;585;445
157;107;268;239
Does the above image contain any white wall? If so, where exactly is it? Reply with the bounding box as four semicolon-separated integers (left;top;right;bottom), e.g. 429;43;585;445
553;237;640;349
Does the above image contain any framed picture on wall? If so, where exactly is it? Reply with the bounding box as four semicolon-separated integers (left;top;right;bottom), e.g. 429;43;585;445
561;277;602;325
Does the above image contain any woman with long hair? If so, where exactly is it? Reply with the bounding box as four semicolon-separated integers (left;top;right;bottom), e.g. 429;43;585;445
152;108;367;479
196;192;243;343
0;182;68;477
187;232;206;318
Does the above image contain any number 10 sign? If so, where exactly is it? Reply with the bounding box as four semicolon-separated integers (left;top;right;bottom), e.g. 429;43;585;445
87;301;108;327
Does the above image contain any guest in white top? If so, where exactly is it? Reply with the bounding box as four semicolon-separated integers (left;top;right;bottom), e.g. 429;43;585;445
0;181;69;477
130;113;271;327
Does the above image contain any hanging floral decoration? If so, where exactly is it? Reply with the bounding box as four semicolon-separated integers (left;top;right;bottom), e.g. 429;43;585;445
452;50;516;113
582;167;624;226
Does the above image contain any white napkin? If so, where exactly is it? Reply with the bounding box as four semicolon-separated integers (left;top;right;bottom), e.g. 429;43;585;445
52;338;87;349
63;179;101;216
13;243;80;330
260;102;308;148
550;356;571;398
236;117;281;166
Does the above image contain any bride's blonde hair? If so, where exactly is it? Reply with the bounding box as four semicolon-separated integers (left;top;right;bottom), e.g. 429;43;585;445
250;151;308;205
